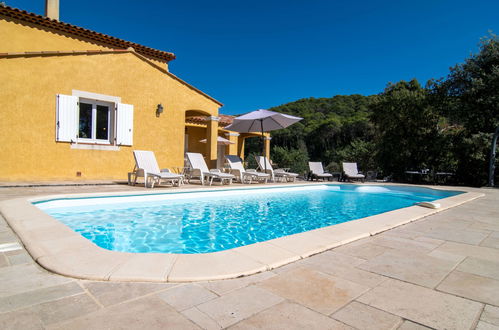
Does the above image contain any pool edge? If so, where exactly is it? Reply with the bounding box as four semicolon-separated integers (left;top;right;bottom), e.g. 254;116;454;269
0;184;484;283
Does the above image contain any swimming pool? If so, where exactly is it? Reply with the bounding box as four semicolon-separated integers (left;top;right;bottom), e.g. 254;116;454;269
35;185;461;254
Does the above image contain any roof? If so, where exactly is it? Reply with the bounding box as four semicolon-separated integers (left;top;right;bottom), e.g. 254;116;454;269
0;48;223;106
0;4;175;63
186;114;235;127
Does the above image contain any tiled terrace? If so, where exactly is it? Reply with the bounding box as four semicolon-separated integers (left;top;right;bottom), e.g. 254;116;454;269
0;183;498;329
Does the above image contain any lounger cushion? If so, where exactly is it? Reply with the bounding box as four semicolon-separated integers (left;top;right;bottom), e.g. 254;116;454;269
315;173;333;177
346;174;365;178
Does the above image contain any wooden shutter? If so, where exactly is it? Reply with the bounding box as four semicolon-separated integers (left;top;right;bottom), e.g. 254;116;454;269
56;94;78;142
116;103;134;146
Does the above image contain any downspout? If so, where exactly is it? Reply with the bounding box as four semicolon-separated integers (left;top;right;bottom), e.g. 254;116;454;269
488;126;499;187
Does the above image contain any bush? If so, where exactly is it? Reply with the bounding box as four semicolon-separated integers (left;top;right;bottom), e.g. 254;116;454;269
271;146;309;175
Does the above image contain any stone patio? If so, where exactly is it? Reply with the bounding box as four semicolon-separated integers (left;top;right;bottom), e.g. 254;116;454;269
0;183;498;329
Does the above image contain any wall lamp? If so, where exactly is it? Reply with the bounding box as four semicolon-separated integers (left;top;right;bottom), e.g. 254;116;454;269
156;104;164;117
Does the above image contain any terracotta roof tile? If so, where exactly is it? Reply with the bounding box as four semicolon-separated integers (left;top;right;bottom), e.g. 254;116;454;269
186;114;235;127
0;4;175;62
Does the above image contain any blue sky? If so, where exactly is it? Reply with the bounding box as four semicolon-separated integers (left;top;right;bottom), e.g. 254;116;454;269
8;0;499;114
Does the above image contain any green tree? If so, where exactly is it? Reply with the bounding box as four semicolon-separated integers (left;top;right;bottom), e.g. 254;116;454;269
434;34;499;133
431;34;499;185
370;79;441;180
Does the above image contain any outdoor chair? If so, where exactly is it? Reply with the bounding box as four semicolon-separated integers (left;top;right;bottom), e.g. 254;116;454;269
226;155;269;184
255;156;298;182
342;162;365;182
131;150;184;188
308;162;333;181
185;152;235;185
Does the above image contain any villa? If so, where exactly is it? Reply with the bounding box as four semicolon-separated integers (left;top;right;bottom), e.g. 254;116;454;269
0;2;498;330
0;3;267;182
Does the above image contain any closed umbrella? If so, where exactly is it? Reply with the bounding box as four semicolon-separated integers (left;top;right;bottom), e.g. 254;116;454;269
224;109;303;172
199;136;235;145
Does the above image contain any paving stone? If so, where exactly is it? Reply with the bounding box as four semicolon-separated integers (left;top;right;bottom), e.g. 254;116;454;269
357;250;457;288
481;236;499;249
0;282;83;313
476;321;499;330
46;296;199;330
270;258;310;274
0;264;72;297
181;307;223;330
397;320;432;329
24;293;100;325
418;226;490;245
437;271;499;306
333;242;392;260
404;217;473;232
200;271;276;295
258;267;369;315
0;308;44;330
157;284;218;311
301;254;386;288
369;236;436;254
231;301;354;330
82;281;175;307
381;228;423;240
196;285;284;328
471;222;499;232
357;279;483;329
482;305;499;326
435;241;499;262
332;301;402;330
306;250;367;267
426;249;466;263
414;236;445;246
0;254;8;268
0;231;18;244
456;257;499;280
6;250;33;265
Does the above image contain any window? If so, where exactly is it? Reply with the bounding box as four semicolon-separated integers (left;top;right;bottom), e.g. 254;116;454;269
77;99;113;143
56;93;134;146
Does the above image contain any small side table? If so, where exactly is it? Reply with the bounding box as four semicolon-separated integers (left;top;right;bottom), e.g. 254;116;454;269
330;172;342;182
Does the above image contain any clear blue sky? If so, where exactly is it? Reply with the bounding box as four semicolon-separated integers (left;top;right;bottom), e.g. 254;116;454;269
7;0;499;114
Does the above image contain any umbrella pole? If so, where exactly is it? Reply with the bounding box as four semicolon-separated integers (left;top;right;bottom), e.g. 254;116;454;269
261;119;267;173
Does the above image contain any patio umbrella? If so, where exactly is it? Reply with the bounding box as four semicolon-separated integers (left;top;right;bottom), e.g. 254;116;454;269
199;136;235;145
224;109;303;172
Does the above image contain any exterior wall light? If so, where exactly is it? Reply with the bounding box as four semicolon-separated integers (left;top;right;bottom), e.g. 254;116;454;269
156;104;164;117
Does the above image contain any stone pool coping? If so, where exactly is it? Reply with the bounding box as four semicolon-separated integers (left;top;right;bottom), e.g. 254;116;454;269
0;183;483;282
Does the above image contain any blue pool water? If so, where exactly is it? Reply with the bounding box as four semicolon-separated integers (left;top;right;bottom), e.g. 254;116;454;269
35;185;462;254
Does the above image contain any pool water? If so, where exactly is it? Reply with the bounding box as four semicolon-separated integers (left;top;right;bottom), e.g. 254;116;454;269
35;185;461;254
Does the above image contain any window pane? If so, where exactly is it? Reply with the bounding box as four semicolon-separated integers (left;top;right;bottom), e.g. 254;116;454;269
96;105;109;140
78;103;92;139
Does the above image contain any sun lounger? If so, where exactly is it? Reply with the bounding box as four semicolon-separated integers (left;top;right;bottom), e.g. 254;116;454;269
131;150;184;188
309;162;333;181
342;162;365;182
226;155;269;184
255;156;298;182
185;152;235;185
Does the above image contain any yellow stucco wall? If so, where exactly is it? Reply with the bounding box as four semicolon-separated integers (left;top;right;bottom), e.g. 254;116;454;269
0;17;168;69
185;126;208;155
0;50;220;181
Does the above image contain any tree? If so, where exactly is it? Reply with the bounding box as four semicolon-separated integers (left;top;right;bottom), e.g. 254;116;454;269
431;34;499;185
370;79;441;180
434;34;499;133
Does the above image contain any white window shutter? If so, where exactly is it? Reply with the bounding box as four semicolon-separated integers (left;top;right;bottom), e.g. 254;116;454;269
56;94;78;142
116;103;134;146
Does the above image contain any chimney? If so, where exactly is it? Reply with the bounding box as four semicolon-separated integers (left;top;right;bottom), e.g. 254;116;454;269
45;0;59;21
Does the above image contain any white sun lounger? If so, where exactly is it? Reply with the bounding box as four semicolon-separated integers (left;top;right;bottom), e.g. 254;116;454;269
255;156;298;182
185;152;235;186
226;155;269;184
131;150;184;188
342;162;365;182
309;162;333;181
